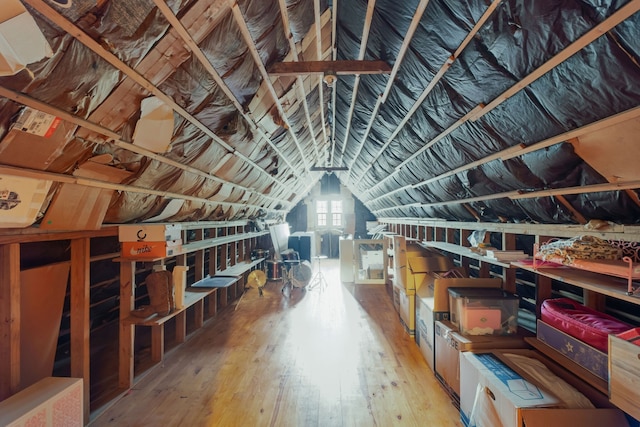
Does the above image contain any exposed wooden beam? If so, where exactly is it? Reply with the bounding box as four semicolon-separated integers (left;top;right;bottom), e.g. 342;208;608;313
277;0;321;162
372;178;640;214
22;0;294;204
268;60;390;76
151;0;298;190
0;165;283;213
555;195;588;224
231;2;311;174
0;243;20;400
330;0;338;168
471;0;640;122
315;0;330;166
0;86;289;207
70;238;91;423
369;105;640;205
339;0;377;159
349;0;501;188
359;0;640;198
380;0;430;103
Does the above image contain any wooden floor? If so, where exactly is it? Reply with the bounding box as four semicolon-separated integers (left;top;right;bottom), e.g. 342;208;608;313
90;259;461;426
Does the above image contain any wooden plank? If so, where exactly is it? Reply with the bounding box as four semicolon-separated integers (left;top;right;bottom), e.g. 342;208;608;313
0;243;20;400
194;300;204;329
70;238;90;424
175;312;186;344
118;261;135;389
268;60;391;76
572;116;640;182
151;326;164;363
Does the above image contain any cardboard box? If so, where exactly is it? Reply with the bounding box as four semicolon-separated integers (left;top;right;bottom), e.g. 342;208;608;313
0;377;83;426
609;333;640;420
399;287;415;336
415;288;449;372
0;1;53;76
392;285;400;314
393;235;432;290
536;320;608;381
434;320;526;402
119;223;182;242
0;107;77;170
0;175;51;228
122;239;182;259
429;277;503;312
460;350;628;427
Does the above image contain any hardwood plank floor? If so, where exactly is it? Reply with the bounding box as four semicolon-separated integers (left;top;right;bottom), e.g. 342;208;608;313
90;259;461;426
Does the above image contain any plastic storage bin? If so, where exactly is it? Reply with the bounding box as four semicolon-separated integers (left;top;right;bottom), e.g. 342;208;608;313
448;287;519;336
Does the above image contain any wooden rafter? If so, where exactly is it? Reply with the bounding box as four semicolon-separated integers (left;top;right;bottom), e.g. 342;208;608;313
350;0;501;188
0;86;290;208
345;0;443;184
338;0;377;160
314;0;330;166
330;0;338;168
22;0;294;203
372;180;640;214
368;105;640;205
359;0;640;198
277;0;320;161
151;0;301;189
0;165;283;213
231;2;311;175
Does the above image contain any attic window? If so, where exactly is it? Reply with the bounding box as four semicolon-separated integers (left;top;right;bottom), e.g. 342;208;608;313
316;200;342;228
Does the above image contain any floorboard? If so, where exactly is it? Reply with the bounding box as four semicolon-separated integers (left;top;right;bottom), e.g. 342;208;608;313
89;259;461;426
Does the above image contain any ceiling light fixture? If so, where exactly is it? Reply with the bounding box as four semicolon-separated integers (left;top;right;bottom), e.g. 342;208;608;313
323;71;337;87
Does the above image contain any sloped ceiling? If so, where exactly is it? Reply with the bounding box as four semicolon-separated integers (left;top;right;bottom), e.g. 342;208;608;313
0;0;639;230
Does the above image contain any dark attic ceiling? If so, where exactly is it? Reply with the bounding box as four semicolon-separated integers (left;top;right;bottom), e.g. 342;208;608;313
0;0;639;230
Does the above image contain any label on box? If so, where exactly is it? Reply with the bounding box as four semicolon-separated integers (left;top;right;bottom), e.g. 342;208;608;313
122;240;181;258
473;353;544;400
13;108;60;138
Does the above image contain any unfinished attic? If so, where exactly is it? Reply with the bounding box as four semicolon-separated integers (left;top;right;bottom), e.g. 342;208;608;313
1;0;640;425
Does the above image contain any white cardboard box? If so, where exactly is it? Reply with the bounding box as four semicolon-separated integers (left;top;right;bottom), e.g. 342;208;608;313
460;350;628;427
118;223;182;242
398;287;415;336
415;290;449;372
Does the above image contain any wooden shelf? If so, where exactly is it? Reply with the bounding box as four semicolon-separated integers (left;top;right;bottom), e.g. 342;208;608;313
215;258;264;276
115;231;269;263
420;241;521;269
513;261;640;306
122;287;220;326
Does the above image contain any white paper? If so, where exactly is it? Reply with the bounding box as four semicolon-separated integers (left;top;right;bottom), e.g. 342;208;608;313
132;96;175;153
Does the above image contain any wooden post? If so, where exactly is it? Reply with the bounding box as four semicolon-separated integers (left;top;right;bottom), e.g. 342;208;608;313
70;238;90;424
0;243;20;400
502;233;517;293
194;229;204;281
119;261;136;389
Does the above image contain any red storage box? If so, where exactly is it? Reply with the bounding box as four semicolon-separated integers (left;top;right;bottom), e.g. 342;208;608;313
540;298;631;353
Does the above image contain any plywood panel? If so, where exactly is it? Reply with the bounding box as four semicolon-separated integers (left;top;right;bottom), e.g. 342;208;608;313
573;116;640;181
20;262;70;389
40;184;113;230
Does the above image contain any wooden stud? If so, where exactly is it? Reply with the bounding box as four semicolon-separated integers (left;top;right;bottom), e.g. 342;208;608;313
0;243;20;400
70;238;90;423
118;261;136;389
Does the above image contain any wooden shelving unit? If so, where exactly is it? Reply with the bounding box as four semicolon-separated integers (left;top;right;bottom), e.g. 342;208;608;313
379;218;640;417
117;222;271;390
